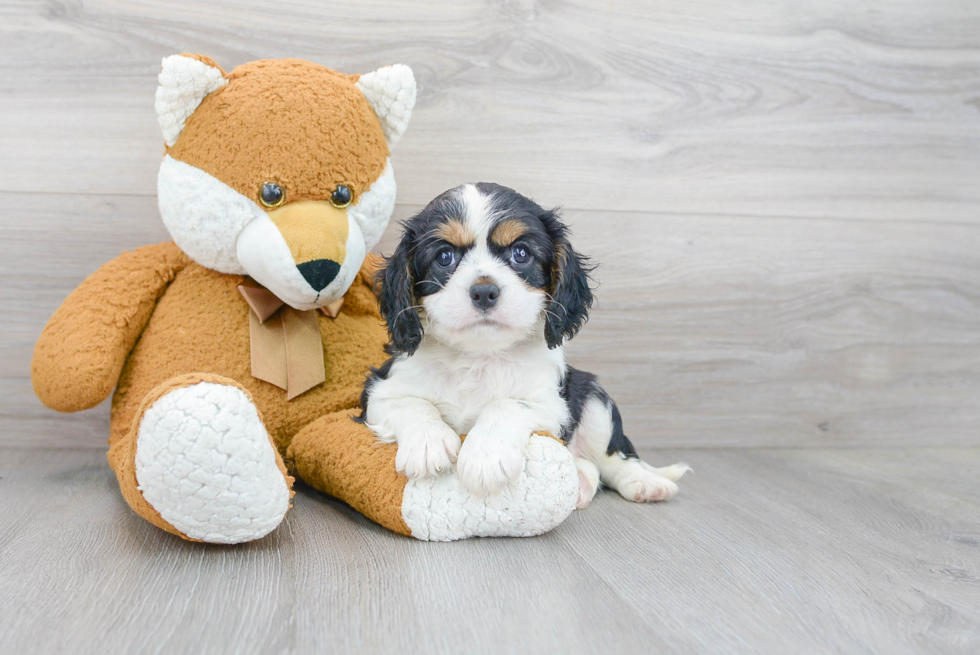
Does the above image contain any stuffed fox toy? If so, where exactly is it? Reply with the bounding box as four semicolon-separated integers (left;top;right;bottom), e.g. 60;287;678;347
31;55;579;543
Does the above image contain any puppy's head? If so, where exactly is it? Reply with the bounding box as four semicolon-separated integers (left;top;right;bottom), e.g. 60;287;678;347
378;183;593;355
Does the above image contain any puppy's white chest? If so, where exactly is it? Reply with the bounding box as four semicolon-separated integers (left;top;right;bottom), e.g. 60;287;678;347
435;356;561;434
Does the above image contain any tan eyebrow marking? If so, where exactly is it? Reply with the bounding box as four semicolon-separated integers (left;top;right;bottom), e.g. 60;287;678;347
490;219;528;247
434;219;474;248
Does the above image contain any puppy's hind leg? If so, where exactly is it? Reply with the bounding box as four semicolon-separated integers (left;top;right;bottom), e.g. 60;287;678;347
567;381;689;503
574;457;600;509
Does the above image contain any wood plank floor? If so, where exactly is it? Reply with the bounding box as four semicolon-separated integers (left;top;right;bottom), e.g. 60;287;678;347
2;1;979;653
1;446;978;654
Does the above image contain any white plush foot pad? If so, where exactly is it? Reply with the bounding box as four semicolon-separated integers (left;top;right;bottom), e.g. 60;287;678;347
401;435;579;541
134;382;290;544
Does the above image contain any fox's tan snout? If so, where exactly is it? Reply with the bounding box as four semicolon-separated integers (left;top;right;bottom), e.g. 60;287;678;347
267;200;349;292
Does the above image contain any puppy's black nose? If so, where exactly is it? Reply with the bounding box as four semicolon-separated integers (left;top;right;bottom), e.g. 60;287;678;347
297;259;341;292
469;282;500;310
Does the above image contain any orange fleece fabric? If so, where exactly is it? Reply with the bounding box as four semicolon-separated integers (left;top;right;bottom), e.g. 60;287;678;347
107;372;297;542
289;410;412;536
32;243;191;413
33;245;403;538
168;58;389;208
107;247;389;455
31;55;413;541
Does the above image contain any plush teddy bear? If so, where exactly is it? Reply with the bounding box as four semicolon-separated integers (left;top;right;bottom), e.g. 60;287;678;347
31;55;579;543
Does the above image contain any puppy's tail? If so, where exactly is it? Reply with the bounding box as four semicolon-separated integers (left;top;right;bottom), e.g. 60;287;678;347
640;461;691;482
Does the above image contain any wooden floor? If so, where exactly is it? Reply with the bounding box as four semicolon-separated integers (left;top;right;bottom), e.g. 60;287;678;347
2;0;979;653
1;446;978;654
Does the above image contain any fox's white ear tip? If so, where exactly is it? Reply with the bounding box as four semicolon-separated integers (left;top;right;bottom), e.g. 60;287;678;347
357;64;417;148
155;55;227;147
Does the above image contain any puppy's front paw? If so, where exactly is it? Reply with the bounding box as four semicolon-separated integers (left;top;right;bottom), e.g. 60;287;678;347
456;435;526;496
395;423;461;479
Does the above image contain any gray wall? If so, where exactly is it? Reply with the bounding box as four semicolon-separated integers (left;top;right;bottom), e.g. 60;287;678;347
3;0;978;449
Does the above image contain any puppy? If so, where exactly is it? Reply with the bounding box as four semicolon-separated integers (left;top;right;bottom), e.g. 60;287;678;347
358;183;688;507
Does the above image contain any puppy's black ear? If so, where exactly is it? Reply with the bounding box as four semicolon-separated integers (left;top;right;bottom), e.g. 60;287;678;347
375;239;424;355
541;208;594;349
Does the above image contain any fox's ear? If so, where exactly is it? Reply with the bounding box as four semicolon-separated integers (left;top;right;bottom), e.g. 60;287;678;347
155;54;227;147
356;64;417;148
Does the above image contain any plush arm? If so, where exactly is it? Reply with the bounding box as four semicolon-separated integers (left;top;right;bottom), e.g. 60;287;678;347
31;242;190;412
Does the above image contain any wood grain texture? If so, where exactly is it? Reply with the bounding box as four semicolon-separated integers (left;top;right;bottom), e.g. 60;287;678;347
5;195;978;448
4;4;979;653
1;2;979;449
2;0;980;220
1;446;978;654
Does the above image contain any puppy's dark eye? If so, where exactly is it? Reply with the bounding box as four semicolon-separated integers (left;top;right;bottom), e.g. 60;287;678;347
511;245;530;265
259;182;285;208
330;184;353;208
436;248;456;268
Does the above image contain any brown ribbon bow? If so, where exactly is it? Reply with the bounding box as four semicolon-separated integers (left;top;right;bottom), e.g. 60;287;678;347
237;279;344;400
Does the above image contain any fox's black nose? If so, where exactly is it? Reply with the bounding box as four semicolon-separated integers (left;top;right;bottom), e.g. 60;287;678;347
297;259;340;292
469;282;500;311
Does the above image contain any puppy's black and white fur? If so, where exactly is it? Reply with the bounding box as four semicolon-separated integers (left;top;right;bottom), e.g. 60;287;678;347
359;183;688;506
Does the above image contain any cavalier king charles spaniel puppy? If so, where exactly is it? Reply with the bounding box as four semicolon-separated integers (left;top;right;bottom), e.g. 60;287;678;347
358;183;688;507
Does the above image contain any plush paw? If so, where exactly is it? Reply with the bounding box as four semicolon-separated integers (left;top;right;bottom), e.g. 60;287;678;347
401;434;580;541
456;432;527;495
394;422;461;479
134;381;291;543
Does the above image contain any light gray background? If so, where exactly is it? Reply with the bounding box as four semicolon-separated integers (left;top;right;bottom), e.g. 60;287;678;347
1;1;978;653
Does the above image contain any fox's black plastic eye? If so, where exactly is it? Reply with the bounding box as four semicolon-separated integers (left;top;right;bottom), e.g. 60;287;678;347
436;248;455;268
330;184;353;208
259;182;285;208
511;245;530;265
